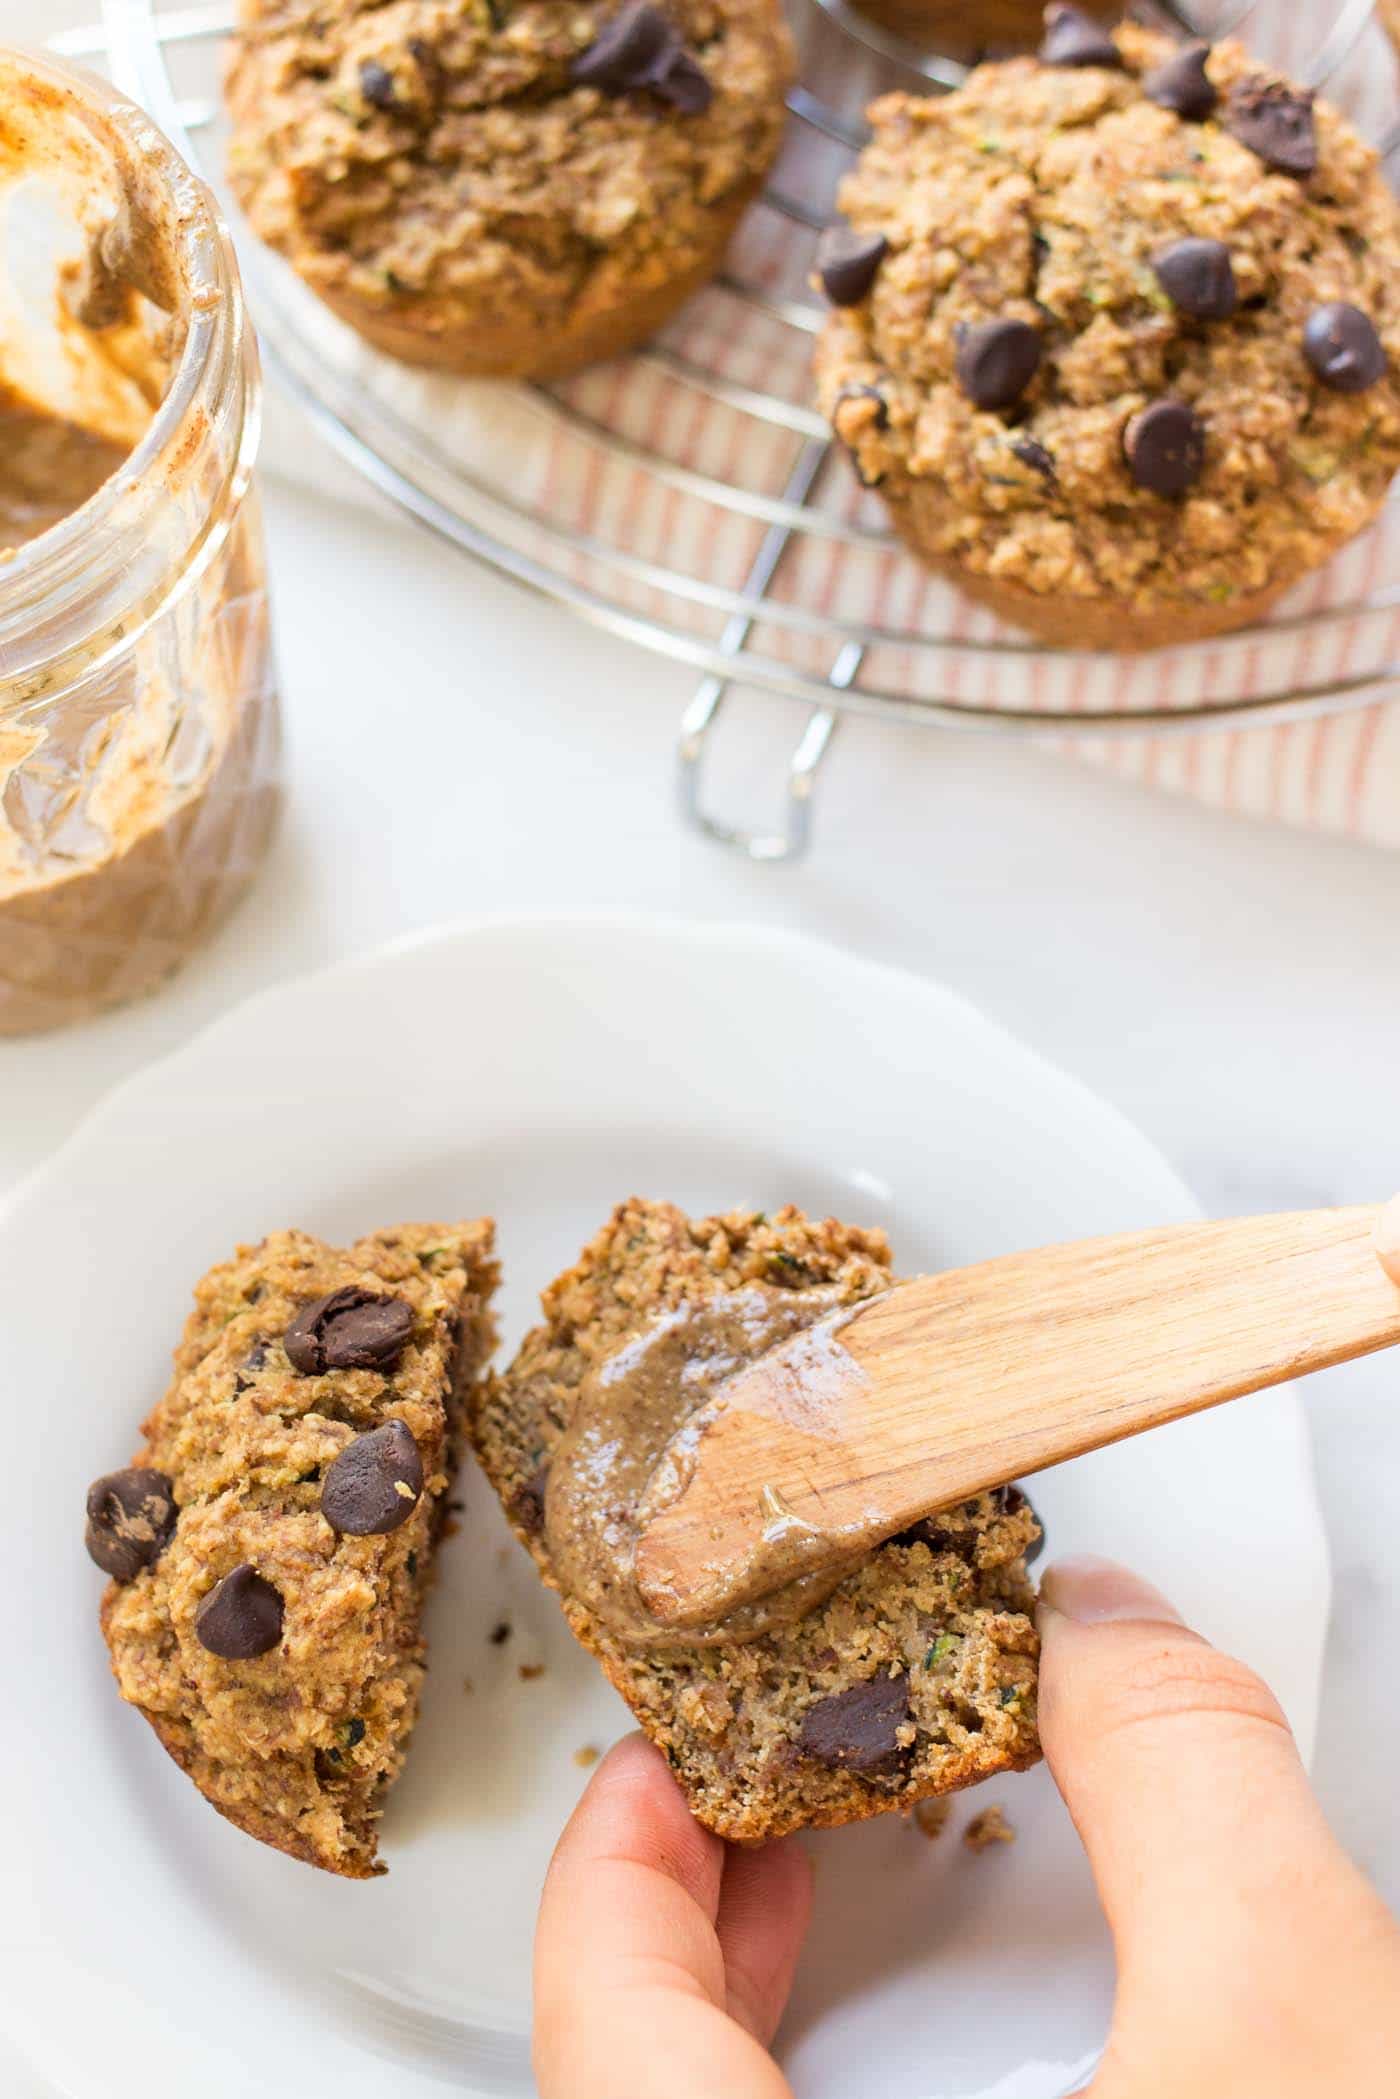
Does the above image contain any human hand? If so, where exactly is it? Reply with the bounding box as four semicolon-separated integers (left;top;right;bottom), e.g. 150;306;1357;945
1039;1554;1400;2097
534;1556;1400;2099
533;1732;811;2099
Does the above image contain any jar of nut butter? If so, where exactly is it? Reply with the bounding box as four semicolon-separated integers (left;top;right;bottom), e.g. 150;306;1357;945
0;48;280;1033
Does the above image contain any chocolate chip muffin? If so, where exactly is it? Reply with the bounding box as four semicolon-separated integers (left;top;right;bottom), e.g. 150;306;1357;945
815;12;1400;649
850;0;1117;63
226;0;794;378
91;1222;498;1877
470;1200;1041;1843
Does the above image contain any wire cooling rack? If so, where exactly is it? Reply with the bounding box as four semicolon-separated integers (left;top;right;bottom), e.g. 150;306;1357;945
56;0;1400;858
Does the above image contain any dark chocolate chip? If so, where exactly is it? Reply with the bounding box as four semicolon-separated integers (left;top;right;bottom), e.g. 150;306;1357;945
797;1673;912;1774
321;1420;424;1535
490;1621;512;1645
511;1463;551;1536
653;47;712;116
1302;303;1387;394
1039;5;1123;69
359;60;397;109
894;1517;976;1560
1142;40;1217;121
85;1467;177;1582
194;1564;284;1659
1011;434;1056;479
345;1716;366;1747
955;319;1042;411
1225;79;1317;178
570;3;713;114
817;226;888;308
1152;237;1237;321
1123;398;1205;495
285;1288;414;1375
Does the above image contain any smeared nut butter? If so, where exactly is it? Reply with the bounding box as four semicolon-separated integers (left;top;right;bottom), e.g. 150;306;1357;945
544;1286;869;1647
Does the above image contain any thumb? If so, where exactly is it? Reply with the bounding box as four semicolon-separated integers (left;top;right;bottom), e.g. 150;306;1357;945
1037;1556;1400;2090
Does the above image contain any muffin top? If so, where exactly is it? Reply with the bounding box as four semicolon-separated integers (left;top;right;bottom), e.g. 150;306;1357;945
227;0;793;321
816;20;1400;612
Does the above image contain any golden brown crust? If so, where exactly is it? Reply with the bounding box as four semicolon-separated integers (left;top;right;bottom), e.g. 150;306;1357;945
98;1221;498;1877
873;503;1295;648
301;186;758;376
226;0;793;379
471;1199;1041;1844
815;24;1400;649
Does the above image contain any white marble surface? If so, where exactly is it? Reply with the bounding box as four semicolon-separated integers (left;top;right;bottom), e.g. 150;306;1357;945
8;0;1400;1929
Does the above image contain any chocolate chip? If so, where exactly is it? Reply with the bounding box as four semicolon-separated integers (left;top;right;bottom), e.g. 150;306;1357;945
1152;237;1237;321
359;60;397;108
511;1463;551;1536
894;1517;976;1560
1225;79;1317;178
345;1716;366;1746
85;1467;177;1582
194;1564;284;1659
955;319;1042;411
1302;303;1387;394
490;1621;512;1645
570;3;713;114
285;1288;414;1374
1039;5;1123;69
1142;40;1217;121
797;1674;912;1774
1011;434;1056;479
1123;398;1205;495
321;1420;424;1535
652;47;711;115
817;226;888;308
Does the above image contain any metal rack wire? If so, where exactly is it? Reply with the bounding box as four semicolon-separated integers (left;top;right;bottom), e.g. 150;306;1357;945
57;0;1400;858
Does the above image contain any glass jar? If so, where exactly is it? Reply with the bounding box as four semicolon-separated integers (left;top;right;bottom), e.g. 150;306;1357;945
0;47;281;1034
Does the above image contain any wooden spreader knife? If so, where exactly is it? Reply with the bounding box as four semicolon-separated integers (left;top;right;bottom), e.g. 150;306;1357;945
632;1199;1400;1631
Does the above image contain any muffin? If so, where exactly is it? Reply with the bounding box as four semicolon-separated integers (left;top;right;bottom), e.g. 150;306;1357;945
471;1199;1041;1843
814;12;1400;649
91;1222;498;1877
226;0;794;378
850;0;1117;63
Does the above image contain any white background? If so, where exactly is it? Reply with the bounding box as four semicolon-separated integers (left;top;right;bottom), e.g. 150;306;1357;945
7;0;1400;1931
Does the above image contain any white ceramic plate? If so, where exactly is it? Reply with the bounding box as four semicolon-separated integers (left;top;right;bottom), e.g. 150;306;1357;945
0;918;1329;2099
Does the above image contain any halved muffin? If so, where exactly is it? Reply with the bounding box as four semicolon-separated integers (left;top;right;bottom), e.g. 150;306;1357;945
471;1198;1040;1842
91;1221;498;1877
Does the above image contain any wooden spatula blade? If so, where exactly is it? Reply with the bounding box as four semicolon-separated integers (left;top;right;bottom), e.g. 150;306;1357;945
634;1205;1400;1629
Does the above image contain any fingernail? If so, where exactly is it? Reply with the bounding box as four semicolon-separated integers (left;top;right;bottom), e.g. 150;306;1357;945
1376;1195;1400;1287
1039;1554;1184;1627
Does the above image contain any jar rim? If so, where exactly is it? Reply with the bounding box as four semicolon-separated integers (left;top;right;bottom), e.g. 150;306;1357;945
0;44;254;698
